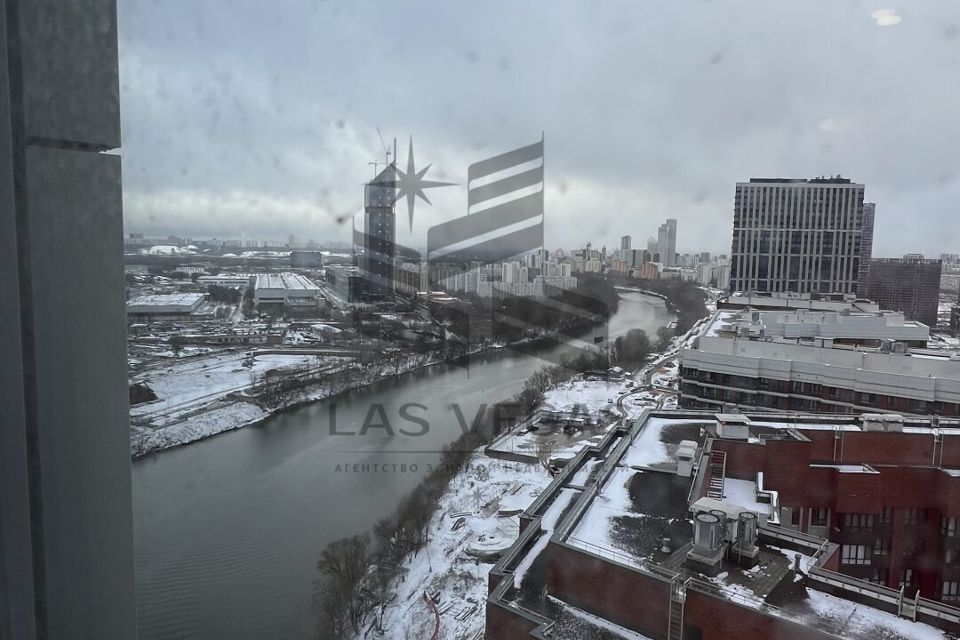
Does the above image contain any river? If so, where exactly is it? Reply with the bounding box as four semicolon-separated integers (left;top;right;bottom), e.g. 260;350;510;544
131;291;674;639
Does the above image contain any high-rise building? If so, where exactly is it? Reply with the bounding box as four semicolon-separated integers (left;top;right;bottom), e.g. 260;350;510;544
502;261;520;283
362;165;396;299
657;218;677;267
2;0;138;637
858;202;875;285
620;235;631;251
729;177;870;295
864;256;942;327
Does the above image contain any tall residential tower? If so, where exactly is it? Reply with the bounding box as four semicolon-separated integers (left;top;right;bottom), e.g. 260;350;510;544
729;177;871;295
657;218;677;267
361;165;397;299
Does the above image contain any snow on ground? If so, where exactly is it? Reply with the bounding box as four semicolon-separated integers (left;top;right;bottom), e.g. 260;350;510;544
131;352;322;420
359;454;555;640
513;487;580;584
350;310;694;638
623;417;705;468
651;366;679;389
543;379;626;418
770;545;816;579
724;544;948;639
131;402;267;455
568;466;641;564
802;587;947;639
571;459;601;485
620;391;663;418
721;478;772;516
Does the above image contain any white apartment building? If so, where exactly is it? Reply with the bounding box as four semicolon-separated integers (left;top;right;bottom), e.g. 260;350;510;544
680;306;960;416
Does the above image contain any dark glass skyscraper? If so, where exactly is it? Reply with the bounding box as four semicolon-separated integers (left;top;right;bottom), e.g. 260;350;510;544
864;256;942;327
857;202;876;286
362;165;397;299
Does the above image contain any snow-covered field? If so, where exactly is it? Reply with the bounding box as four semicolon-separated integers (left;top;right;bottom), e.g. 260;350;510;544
131;352;323;423
129;348;449;456
543;379;625;417
130;402;268;455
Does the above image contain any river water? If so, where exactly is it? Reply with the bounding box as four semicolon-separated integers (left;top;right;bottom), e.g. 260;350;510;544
131;291;674;640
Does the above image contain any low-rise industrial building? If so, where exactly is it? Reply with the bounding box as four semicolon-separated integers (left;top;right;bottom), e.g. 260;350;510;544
485;410;960;640
126;293;206;321
325;265;364;304
196;274;255;288
253;273;320;313
679;306;960;416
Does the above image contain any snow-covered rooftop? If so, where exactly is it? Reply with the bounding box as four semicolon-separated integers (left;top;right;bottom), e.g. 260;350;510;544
126;293;205;313
254;273;319;291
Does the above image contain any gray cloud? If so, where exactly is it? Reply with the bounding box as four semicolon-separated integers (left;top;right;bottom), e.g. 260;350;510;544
118;0;960;256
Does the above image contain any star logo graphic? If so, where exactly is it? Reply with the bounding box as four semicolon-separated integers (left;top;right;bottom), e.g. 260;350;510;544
387;137;455;232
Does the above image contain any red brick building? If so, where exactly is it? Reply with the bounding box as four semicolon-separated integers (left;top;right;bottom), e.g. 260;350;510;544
485;410;960;640
708;415;960;601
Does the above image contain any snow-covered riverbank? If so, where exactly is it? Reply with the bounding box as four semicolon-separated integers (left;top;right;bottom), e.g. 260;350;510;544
352;326;693;640
129;336;558;458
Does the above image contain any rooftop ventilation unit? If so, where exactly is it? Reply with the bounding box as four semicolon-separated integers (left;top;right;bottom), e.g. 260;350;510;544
686;511;727;576
676;440;698;477
709;508;731;541
716;414;751;440
693;512;724;553
732;512;760;567
861;413;904;432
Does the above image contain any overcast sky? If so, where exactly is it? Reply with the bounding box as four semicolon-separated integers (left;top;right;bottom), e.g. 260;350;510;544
118;1;960;257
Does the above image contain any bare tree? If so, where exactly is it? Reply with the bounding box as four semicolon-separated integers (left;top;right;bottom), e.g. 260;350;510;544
316;534;370;636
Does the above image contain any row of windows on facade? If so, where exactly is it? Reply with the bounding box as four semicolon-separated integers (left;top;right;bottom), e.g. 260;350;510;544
841;511;959;529
802;510;955;530
733;192;866;211
838;539;958;561
680;375;960;416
